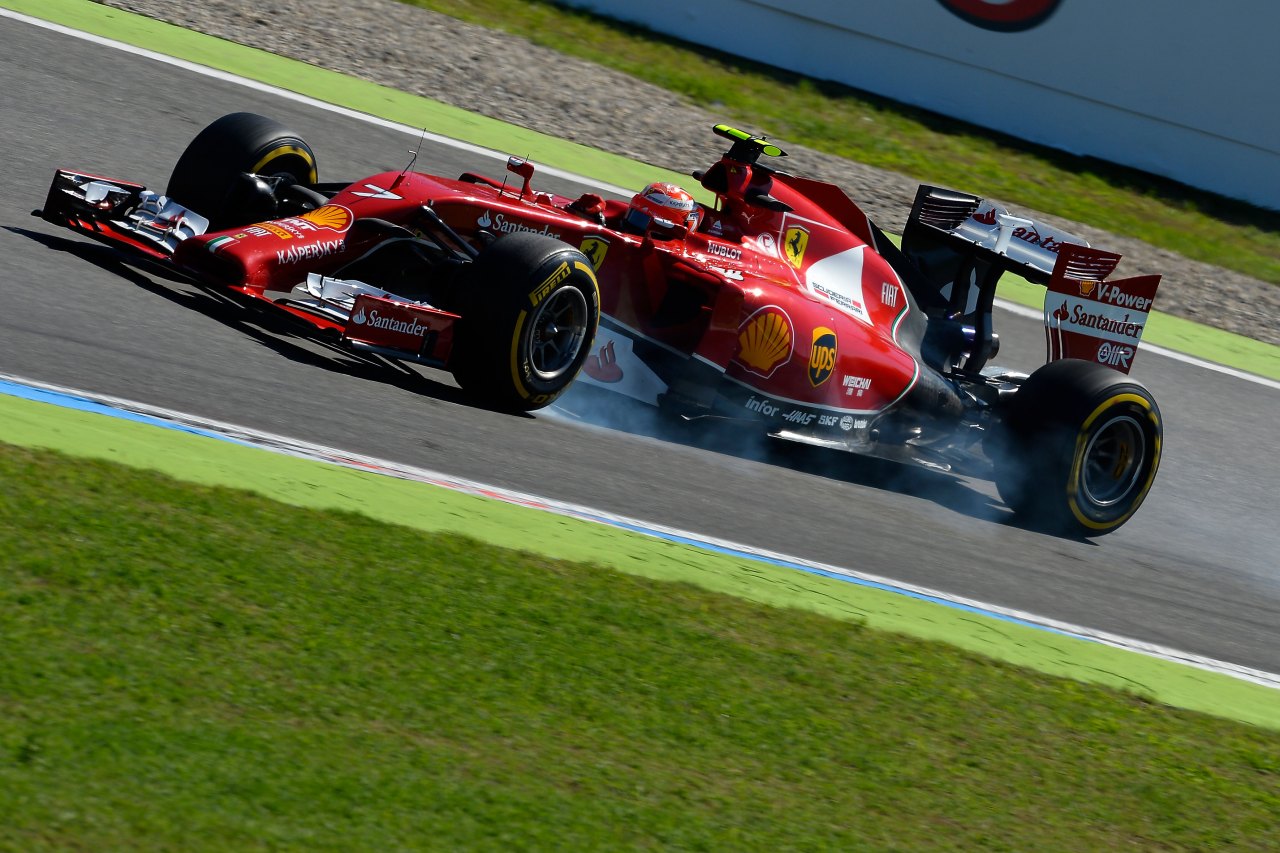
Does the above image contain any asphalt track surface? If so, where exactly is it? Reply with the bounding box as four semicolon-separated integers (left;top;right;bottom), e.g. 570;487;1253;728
4;17;1278;673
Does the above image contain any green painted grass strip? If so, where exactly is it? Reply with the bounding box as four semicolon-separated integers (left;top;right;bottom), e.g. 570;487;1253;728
1;390;1277;730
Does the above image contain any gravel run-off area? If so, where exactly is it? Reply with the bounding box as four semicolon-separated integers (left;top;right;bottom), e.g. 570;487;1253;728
100;0;1280;346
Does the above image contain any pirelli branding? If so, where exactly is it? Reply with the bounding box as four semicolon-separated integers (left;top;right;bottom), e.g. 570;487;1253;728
531;261;571;306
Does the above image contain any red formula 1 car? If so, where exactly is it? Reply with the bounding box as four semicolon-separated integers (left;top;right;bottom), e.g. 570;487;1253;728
36;115;1164;535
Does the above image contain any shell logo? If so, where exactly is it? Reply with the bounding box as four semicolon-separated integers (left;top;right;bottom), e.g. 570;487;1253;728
300;204;354;233
735;306;793;378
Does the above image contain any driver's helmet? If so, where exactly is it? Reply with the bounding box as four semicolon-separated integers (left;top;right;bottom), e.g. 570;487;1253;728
625;182;701;235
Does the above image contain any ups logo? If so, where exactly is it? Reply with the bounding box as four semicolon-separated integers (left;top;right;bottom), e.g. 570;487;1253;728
809;327;837;386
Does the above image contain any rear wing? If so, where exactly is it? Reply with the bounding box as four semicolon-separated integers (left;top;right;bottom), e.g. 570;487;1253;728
898;186;1160;374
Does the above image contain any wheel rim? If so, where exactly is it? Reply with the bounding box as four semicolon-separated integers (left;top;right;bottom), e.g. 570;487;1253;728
1081;414;1146;508
528;286;589;382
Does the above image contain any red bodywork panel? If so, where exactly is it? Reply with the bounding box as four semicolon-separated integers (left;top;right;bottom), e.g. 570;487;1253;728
46;158;923;419
343;294;457;362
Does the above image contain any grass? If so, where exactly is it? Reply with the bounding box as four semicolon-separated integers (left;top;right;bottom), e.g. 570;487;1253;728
3;441;1280;850
401;0;1280;286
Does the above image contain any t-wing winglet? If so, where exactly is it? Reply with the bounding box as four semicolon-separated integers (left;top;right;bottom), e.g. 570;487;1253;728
711;124;787;164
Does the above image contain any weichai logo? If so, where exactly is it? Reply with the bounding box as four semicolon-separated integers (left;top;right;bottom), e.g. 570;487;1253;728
936;0;1063;32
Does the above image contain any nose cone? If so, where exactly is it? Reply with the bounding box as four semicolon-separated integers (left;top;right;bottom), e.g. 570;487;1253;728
174;231;254;288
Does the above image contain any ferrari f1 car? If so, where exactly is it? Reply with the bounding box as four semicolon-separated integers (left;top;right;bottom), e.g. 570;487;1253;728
36;115;1164;536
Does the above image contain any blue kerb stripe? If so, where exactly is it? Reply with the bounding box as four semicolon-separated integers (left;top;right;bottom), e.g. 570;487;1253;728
596;519;1084;639
1;376;1083;643
0;379;256;447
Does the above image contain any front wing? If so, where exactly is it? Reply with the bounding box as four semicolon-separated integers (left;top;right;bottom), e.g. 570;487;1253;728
34;169;459;369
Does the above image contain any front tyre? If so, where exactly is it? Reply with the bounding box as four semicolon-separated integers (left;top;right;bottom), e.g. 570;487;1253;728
451;233;600;412
166;112;318;230
993;359;1162;537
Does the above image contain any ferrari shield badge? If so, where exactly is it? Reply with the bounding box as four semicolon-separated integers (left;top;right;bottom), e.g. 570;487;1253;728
784;226;809;269
580;236;609;271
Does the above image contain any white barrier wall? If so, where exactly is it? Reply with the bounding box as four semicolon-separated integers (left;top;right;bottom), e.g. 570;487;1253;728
568;0;1280;210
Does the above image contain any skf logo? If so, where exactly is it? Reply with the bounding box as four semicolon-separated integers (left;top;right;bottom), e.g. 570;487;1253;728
531;261;571;306
580;237;609;271
784;226;809;269
735;306;793;378
809;327;837;387
1079;279;1099;297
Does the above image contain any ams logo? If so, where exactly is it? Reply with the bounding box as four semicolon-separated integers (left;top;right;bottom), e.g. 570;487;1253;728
809;327;837;386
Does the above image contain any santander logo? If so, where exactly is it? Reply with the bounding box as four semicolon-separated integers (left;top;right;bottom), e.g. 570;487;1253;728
936;0;1063;32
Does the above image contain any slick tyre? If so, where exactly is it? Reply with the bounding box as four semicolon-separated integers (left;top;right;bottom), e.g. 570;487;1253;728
993;359;1162;537
451;233;600;412
165;112;318;230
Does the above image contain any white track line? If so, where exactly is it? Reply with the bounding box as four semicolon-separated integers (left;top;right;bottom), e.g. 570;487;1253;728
6;6;1279;390
7;6;1280;688
0;8;632;198
996;300;1280;390
4;371;1278;692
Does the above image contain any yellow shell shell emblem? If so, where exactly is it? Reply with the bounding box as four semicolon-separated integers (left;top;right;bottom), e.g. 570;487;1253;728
736;306;793;377
299;204;354;233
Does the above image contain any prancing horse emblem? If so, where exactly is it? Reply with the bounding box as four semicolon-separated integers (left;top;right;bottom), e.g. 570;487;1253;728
580;236;609;271
784;226;809;269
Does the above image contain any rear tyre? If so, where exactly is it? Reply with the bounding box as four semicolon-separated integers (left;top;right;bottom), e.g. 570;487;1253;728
451;233;600;412
166;112;318;230
993;359;1162;537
